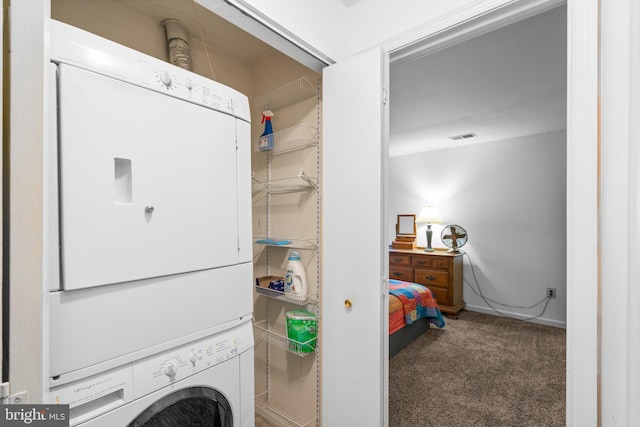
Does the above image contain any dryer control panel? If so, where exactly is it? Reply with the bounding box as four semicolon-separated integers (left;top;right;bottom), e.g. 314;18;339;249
132;321;253;398
50;20;250;123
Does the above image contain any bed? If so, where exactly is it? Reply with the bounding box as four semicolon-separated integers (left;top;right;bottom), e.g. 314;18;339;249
389;279;445;356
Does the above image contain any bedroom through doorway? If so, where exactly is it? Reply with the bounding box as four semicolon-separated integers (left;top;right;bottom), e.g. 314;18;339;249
386;3;568;423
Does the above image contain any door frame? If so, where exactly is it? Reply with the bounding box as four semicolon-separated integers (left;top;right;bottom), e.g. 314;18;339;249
0;5;3;382
380;0;598;426
599;0;640;423
7;1;51;402
1;3;4;385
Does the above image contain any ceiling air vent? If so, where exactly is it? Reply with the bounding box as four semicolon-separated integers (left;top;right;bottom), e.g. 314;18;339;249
448;133;477;141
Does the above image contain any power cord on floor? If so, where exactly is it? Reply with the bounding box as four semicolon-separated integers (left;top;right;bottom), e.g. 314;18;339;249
462;251;552;322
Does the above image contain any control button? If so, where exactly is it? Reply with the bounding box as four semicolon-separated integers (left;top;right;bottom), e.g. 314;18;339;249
160;71;172;88
189;352;197;366
164;362;177;378
185;79;193;91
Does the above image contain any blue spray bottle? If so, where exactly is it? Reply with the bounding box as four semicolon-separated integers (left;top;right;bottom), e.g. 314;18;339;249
258;110;274;151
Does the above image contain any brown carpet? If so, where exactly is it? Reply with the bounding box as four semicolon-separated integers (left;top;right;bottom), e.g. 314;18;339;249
389;310;566;427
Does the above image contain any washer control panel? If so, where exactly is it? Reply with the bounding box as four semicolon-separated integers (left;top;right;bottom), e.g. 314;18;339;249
46;322;253;425
50;19;250;123
132;322;253;398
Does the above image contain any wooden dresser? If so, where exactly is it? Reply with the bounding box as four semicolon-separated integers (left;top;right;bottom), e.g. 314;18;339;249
389;248;465;317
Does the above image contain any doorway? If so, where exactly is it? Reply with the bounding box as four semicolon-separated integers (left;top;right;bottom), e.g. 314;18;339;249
388;7;567;322
381;1;598;425
387;5;567;423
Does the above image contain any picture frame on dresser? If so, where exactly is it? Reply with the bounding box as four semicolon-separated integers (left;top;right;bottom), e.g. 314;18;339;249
392;214;417;250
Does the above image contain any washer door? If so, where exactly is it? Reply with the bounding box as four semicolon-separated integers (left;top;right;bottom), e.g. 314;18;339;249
128;387;232;427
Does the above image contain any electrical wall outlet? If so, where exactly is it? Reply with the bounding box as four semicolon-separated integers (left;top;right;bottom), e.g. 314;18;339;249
546;288;556;298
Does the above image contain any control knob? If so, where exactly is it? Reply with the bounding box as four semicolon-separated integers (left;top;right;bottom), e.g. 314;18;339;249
164;362;177;379
160;71;172;88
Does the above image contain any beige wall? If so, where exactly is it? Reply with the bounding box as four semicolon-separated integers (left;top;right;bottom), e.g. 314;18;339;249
250;46;321;425
51;0;253;96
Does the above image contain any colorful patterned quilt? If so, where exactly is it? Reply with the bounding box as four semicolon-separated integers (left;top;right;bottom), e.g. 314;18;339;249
389;279;445;329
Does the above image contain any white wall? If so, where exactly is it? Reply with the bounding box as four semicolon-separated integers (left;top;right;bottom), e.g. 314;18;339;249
236;0;505;61
234;0;349;61
389;131;566;326
346;0;479;55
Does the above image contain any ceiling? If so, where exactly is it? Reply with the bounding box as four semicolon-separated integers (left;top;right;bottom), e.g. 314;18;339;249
340;0;363;7
389;6;567;157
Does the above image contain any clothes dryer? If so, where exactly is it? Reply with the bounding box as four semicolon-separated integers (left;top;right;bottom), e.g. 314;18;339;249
47;20;253;381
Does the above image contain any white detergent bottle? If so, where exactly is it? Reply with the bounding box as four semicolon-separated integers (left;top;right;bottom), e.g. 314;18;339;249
285;251;307;301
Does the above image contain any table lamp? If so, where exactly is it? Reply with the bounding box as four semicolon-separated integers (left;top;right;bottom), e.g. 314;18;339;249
416;205;443;252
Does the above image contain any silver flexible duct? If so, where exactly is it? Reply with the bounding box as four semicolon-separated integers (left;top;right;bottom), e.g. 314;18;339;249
161;18;192;71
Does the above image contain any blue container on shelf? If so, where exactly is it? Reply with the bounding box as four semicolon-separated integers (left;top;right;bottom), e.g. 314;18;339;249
258;110;274;151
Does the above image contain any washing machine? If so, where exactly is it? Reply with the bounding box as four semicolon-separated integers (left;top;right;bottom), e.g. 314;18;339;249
48;321;254;427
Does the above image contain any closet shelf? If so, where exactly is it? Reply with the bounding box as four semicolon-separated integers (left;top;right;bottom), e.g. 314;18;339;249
254;236;318;250
253;75;320;425
255;77;317;112
252;169;318;194
255;124;319;154
253;320;317;357
255;392;317;427
255;287;318;305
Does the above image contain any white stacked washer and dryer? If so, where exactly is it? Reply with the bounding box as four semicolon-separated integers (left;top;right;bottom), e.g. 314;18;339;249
45;20;254;426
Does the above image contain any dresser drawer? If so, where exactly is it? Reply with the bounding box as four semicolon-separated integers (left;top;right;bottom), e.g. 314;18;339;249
390;254;412;266
427;286;450;306
431;257;451;270
389;267;413;281
414;268;449;287
412;255;451;270
412;256;432;268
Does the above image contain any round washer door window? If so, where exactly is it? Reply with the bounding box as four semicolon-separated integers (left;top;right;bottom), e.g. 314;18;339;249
128;387;232;427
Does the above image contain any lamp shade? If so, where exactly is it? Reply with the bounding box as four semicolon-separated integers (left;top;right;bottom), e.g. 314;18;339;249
416;205;443;224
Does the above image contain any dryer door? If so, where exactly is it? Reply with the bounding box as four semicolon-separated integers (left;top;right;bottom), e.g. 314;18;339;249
57;64;240;290
128;387;232;427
